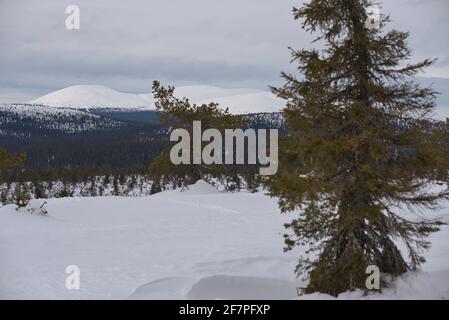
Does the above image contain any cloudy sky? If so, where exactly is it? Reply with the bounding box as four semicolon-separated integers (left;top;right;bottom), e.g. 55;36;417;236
0;0;448;103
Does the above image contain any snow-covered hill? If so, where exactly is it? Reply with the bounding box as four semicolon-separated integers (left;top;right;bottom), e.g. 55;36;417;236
0;180;448;299
29;85;284;114
0;103;126;135
198;91;284;114
31;85;153;110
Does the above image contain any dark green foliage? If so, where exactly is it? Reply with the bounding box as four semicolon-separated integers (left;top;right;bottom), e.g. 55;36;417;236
0;190;7;205
112;176;120;196
0;148;26;179
147;81;253;190
56;187;73;198
13;183;30;208
150;180;162;195
0;148;26;205
266;0;449;296
33;182;46;199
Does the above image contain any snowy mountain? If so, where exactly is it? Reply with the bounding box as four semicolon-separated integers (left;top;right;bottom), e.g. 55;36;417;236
198;91;284;114
30;85;154;110
29;84;285;114
0;103;126;135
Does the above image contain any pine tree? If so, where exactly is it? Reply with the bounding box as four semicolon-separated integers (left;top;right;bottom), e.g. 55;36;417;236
148;81;247;188
266;0;449;296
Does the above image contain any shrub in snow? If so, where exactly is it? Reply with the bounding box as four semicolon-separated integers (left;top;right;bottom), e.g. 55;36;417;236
16;200;48;215
13;184;30;208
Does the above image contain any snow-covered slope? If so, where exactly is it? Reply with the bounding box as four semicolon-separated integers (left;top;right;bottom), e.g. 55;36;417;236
29;85;284;114
0;103;126;134
1;180;448;299
31;85;154;109
199;91;284;114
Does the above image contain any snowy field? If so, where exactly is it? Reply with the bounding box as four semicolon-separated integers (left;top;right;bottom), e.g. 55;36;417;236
1;180;448;300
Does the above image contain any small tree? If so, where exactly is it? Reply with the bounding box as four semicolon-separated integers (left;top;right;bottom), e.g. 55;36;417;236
14;183;30;208
148;81;248;189
34;182;46;199
266;0;449;296
112;176;120;196
0;190;8;205
0;148;26;205
150;180;162;195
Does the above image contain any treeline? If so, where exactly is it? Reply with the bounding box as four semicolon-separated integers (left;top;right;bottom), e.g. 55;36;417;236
0;87;287;202
0;166;261;206
1;127;167;170
1;173;155;203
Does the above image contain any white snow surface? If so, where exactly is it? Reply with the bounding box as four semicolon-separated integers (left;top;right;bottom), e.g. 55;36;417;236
29;85;284;114
1;180;448;300
31;85;152;109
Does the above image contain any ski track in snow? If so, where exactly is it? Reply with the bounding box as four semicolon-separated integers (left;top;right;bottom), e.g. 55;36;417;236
0;180;448;300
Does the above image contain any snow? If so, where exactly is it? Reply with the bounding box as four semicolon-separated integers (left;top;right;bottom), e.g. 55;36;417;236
198;91;284;114
30;85;154;110
181;179;221;194
174;86;261;102
0;180;448;300
29;85;284;114
0;103;124;134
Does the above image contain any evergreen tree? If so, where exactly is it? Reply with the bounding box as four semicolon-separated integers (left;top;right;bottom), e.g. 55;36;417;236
112;176;120;196
89;176;97;196
148;81;247;188
150;180;162;195
0;148;26;205
34;182;46;199
13;183;30;208
266;0;449;295
0;190;8;205
0;148;26;184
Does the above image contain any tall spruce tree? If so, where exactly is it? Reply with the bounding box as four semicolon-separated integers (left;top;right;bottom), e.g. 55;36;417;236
267;0;449;295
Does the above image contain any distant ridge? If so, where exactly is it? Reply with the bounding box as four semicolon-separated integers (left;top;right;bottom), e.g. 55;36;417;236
29;84;284;114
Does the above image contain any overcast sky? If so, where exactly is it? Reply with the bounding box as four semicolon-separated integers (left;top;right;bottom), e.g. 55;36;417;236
0;0;448;102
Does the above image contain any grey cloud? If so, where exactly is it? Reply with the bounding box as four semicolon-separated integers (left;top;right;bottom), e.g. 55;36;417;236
0;0;448;102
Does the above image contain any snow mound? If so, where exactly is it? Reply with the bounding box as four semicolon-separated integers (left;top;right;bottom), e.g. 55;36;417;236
128;269;449;300
299;270;449;300
129;277;196;300
182;180;220;194
129;275;300;300
187;275;299;300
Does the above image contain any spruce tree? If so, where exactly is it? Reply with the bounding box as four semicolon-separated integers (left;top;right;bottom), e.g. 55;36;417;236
267;0;449;295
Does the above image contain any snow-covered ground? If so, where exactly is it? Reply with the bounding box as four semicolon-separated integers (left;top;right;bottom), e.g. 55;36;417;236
0;180;448;300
